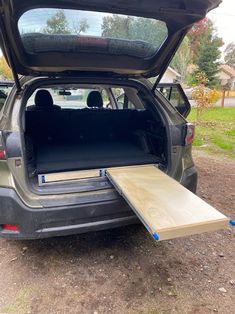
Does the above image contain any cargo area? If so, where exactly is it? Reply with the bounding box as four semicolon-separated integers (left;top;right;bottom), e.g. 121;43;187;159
24;89;167;181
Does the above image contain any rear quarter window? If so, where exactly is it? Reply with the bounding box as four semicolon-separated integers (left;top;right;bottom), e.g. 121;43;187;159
112;88;144;110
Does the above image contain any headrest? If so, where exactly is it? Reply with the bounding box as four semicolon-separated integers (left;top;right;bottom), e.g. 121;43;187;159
87;91;103;108
35;89;53;107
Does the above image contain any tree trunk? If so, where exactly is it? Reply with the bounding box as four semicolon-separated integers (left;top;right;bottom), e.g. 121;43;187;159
221;90;225;108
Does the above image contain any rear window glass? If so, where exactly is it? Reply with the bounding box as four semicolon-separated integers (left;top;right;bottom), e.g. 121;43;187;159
18;8;168;58
112;88;144;110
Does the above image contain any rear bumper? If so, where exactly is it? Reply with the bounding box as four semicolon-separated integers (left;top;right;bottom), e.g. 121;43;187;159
0;188;137;239
0;166;197;240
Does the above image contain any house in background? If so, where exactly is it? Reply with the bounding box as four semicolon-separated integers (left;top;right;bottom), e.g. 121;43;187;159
218;64;235;90
160;67;181;83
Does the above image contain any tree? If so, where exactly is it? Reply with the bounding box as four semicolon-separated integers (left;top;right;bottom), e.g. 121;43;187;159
43;10;71;34
102;15;133;39
188;18;211;63
171;36;191;82
0;57;13;80
101;15;222;87
224;42;235;67
188;18;223;87
72;19;89;34
192;72;220;120
128;17;167;45
101;15;167;47
43;10;89;35
197;32;222;87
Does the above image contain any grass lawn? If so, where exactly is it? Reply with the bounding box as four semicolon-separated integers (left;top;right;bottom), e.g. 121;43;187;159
188;107;235;158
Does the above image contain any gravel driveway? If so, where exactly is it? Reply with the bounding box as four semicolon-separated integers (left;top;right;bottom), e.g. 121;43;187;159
0;151;234;314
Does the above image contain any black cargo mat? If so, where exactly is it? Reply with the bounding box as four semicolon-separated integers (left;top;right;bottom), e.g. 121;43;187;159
36;141;160;174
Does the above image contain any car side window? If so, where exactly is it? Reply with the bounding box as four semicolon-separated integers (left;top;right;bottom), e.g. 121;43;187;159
112;88;136;109
117;93;135;109
159;86;184;106
157;84;190;117
0;91;7;110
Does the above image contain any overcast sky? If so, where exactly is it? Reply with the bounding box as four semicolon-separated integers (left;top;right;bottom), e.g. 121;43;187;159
208;0;235;50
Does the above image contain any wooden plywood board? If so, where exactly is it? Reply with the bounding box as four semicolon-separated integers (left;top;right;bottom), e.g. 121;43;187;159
106;165;228;241
39;169;102;185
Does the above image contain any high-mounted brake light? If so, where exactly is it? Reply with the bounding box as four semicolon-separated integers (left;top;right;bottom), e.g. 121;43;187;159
185;123;195;145
1;224;19;232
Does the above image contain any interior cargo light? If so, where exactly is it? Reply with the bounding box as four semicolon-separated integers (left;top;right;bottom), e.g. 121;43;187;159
2;224;19;232
185;123;195;145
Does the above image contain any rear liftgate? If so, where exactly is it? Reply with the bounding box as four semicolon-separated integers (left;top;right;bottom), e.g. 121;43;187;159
106;165;233;241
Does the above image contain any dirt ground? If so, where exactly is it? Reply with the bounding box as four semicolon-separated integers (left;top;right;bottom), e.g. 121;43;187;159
0;151;234;314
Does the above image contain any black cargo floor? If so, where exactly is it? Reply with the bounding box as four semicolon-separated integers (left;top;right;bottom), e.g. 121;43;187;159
36;141;159;173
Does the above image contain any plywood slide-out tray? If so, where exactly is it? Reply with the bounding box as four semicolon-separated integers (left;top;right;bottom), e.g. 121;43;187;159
106;165;229;241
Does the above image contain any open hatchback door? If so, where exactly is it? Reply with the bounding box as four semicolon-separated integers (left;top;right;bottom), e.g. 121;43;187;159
0;0;222;82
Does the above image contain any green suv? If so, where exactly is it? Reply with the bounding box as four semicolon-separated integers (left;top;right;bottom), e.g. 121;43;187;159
0;0;221;239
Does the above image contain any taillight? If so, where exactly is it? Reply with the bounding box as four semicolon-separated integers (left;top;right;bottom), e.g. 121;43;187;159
185;123;195;145
0;131;6;160
1;224;19;232
0;149;5;159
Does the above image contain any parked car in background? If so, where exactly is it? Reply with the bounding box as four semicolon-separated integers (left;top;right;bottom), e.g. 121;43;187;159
0;80;14;110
